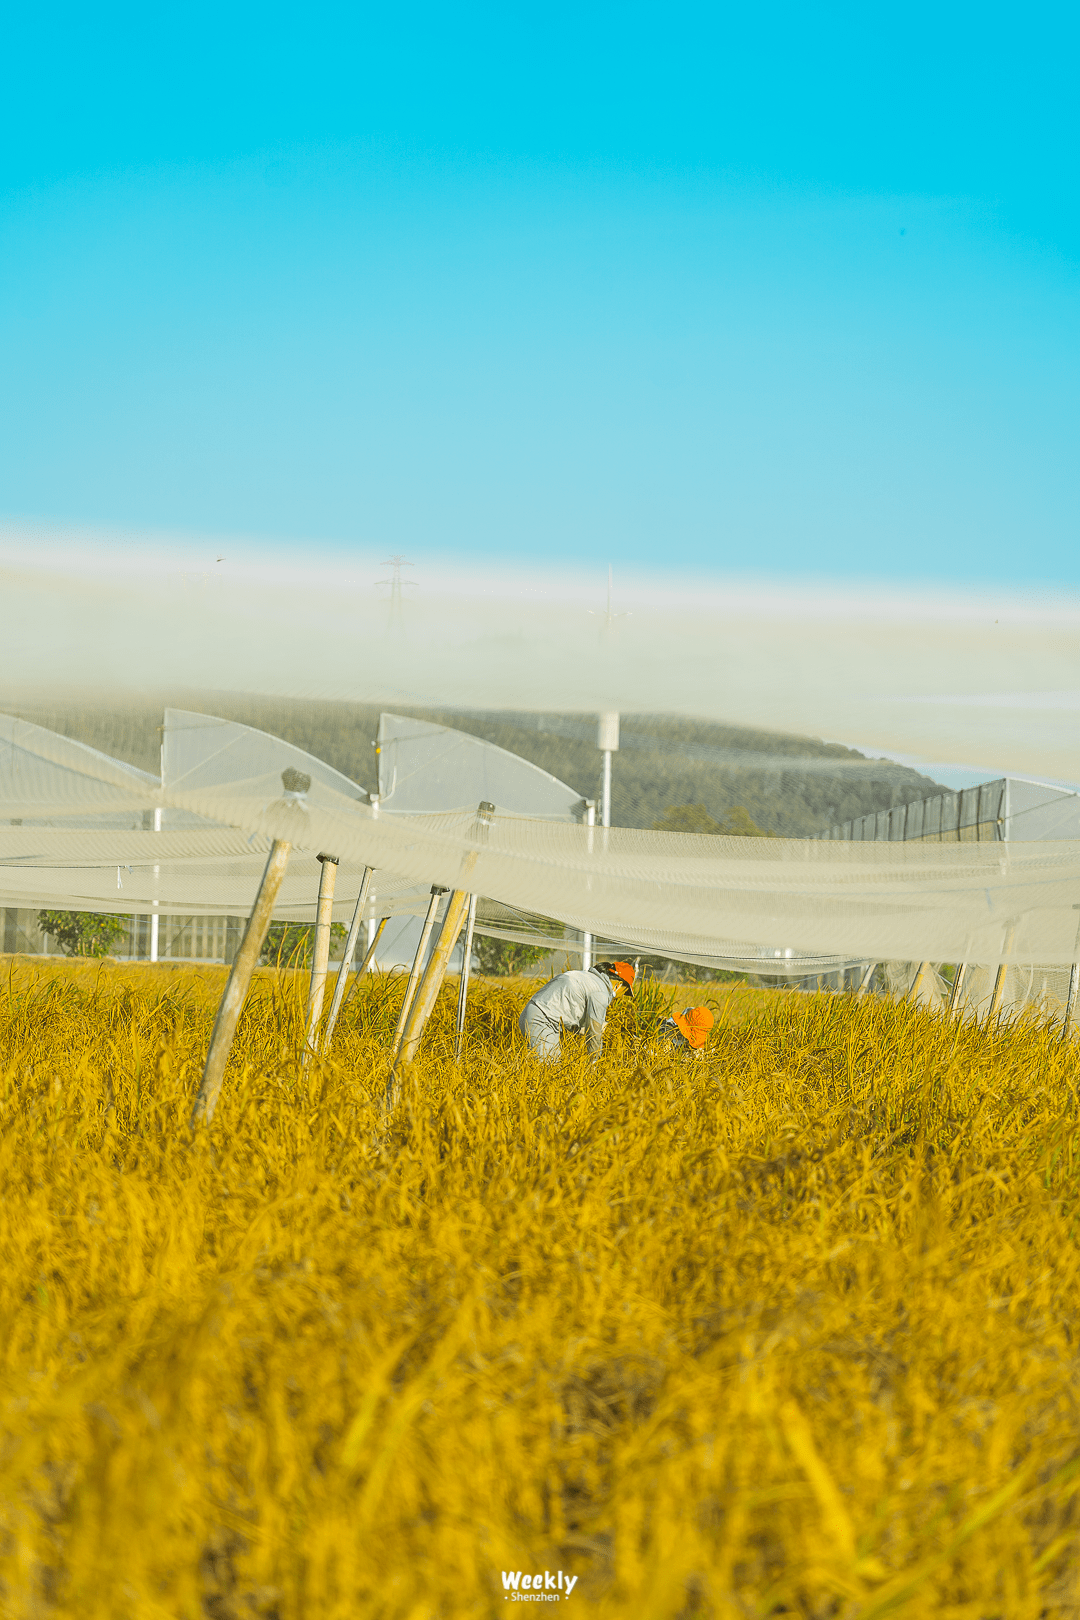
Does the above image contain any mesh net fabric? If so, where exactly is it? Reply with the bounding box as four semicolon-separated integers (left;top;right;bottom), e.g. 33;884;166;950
162;713;1080;968
4;709;1080;995
376;712;586;819
0;827;429;924
1;713;159;823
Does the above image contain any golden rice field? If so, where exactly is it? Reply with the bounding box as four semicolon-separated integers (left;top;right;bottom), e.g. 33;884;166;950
2;956;1079;1619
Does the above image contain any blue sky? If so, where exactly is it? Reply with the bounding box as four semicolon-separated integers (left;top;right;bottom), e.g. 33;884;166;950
2;3;1079;585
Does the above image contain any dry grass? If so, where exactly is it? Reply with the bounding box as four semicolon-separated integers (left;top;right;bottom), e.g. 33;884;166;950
1;957;1079;1618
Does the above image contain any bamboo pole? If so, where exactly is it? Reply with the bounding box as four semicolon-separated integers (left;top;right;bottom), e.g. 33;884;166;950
455;893;478;1060
947;961;969;1014
303;854;339;1055
191;838;291;1127
854;961;877;998
989;922;1016;1021
338;915;389;1017
1061;908;1080;1040
1063;962;1079;1040
392;888;470;1073
907;961;933;1004
320;865;374;1052
391;886;446;1053
385;802;494;1107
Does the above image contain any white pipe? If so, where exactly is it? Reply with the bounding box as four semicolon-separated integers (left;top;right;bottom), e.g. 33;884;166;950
321;865;375;1052
455;893;479;1060
582;800;595;970
150;804;161;962
601;750;612;828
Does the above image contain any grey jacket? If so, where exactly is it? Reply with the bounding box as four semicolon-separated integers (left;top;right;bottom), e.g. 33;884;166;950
523;969;617;1057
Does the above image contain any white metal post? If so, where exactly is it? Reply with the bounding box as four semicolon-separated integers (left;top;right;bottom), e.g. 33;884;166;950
598;711;619;830
321;865;375;1053
1062;907;1080;1040
582;799;596;971
150;804;161;962
455;892;478;1060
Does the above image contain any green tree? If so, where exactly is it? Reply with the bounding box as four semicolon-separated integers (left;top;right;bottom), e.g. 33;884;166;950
651;803;722;834
260;921;347;969
474;935;550;976
38;910;127;958
651;803;773;836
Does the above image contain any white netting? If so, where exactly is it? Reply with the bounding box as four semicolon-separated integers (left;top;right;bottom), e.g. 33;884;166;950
377;712;586;819
4;708;1079;998
162;714;1080;969
1;713;159;824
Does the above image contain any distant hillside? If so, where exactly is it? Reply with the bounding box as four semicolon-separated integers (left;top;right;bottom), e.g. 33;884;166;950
4;691;946;835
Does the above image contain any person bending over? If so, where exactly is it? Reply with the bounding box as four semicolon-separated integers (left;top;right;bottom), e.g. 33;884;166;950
519;960;635;1061
657;1004;714;1055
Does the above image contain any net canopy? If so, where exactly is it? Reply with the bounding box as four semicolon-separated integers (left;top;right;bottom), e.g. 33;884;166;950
3;708;1080;987
376;712;586;819
164;713;1080;968
1;713;159;825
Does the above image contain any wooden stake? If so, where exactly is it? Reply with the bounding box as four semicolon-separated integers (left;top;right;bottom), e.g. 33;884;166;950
455;893;478;1060
304;854;339;1055
191;838;291;1127
320;864;374;1052
391;886;446;1054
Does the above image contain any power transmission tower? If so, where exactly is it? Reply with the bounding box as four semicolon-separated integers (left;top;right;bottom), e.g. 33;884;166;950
377;555;414;631
588;563;631;639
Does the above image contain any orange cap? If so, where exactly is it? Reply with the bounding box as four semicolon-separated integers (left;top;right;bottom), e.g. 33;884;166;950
672;1005;714;1049
599;960;636;993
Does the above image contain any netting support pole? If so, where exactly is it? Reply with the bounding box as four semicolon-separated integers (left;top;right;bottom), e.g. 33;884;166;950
191;839;292;1128
150;805;162;962
582;799;596;970
1062;962;1079;1040
455;893;479;1061
320;865;374;1053
386;802;493;1108
989;922;1016;1022
392;890;470;1078
854;961;876;998
304;854;339;1057
340;917;389;1018
392;886;447;1054
907;962;933;1003
1062;908;1080;1040
948;962;968;1015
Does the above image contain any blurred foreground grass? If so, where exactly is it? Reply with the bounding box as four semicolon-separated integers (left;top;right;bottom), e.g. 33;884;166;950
1;958;1079;1618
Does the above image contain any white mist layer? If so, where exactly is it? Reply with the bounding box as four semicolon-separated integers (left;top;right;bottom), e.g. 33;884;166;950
2;522;1078;784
